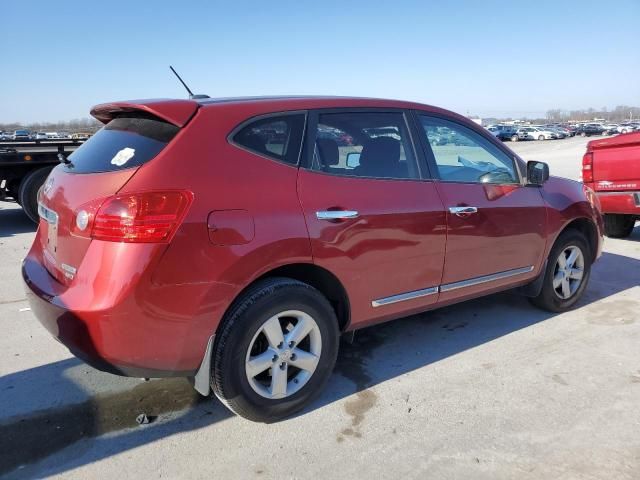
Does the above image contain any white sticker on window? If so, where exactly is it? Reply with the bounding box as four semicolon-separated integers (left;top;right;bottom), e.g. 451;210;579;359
111;147;136;166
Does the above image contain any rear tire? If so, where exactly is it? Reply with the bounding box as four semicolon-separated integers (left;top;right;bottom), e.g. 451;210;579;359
18;167;53;223
538;135;545;141
511;134;519;142
530;230;591;312
211;277;339;422
603;214;636;238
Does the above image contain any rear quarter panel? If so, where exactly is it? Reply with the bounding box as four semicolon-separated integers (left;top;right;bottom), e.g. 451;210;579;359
119;106;313;365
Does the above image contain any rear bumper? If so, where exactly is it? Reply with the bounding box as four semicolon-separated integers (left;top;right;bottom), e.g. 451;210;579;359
596;191;640;215
22;256;196;378
21;237;231;378
23;271;185;377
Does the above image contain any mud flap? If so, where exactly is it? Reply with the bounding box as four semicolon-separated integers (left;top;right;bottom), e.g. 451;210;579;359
517;260;547;297
193;335;215;396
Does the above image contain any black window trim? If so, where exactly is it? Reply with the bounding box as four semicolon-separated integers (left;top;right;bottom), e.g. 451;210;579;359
301;107;427;182
227;110;308;167
410;110;525;186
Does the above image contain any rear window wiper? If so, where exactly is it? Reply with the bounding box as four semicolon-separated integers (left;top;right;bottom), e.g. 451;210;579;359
58;153;74;168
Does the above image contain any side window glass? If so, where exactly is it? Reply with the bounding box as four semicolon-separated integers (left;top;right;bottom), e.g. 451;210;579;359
312;112;418;180
419;116;518;184
233;114;306;165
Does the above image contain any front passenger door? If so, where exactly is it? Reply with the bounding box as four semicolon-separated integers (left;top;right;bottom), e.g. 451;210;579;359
416;114;547;302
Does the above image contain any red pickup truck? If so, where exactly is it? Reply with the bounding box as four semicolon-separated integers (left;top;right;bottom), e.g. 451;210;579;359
583;132;640;238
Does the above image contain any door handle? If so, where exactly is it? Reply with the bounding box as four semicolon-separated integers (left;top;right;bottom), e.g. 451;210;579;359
449;206;478;217
316;210;359;221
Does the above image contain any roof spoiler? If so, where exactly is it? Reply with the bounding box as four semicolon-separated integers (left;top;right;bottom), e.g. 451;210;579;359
90;99;199;127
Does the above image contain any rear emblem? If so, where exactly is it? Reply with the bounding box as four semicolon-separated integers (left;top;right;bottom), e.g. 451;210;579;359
43;177;54;195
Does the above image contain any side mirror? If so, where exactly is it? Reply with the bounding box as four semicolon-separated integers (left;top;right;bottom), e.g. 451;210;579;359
346;152;361;168
527;160;549;186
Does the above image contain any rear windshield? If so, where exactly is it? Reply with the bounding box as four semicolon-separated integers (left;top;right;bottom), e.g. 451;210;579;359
66;115;179;174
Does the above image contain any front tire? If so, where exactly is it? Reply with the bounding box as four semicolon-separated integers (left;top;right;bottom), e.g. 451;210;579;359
211;277;339;422
530;230;591;312
538;135;545;141
511;134;519;142
604;214;636;238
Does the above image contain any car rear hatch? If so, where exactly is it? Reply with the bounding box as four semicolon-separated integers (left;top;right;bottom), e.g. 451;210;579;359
588;132;640;192
36;99;198;285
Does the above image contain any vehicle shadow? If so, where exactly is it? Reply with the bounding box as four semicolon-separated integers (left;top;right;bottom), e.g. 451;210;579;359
622;223;640;242
0;203;37;238
0;359;233;477
1;251;638;478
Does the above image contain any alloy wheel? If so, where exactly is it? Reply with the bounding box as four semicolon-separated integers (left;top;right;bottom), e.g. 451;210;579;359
245;310;322;399
552;245;585;300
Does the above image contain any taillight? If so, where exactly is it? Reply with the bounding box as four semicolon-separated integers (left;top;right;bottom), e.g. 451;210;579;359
71;191;193;243
582;152;593;183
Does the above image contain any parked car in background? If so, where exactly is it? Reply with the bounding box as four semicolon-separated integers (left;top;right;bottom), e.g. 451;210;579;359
486;126;501;137
575;124;605;137
486;125;514;137
495;127;528;142
546;127;567;139
0;131;10;140
23;96;603;422
547;125;573;137
582;132;639;238
57;131;71;139
518;126;558;140
12;130;31;140
602;125;620;135
619;123;639;134
44;132;59;139
34;132;48;140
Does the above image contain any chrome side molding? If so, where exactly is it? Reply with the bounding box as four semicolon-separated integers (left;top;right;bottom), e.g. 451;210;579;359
440;266;534;292
371;286;438;307
371;266;534;307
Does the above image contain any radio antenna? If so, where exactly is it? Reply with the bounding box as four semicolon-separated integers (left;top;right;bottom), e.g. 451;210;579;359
169;66;209;99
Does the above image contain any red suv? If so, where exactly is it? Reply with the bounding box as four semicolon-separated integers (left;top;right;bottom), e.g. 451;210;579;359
23;97;603;422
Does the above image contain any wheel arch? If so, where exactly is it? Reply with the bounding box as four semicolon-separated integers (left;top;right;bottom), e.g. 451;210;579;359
194;263;350;397
251;263;351;332
554;217;599;262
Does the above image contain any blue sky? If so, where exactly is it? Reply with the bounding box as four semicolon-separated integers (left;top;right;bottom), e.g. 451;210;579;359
1;0;638;123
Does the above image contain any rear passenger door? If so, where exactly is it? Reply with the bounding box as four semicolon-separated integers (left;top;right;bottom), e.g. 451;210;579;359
297;109;447;329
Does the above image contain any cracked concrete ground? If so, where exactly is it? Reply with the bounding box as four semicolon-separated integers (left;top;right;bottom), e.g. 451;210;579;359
1;136;639;479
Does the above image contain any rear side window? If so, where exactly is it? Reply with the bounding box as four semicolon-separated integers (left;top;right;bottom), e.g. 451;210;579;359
232;114;306;165
311;111;419;180
66;116;179;174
